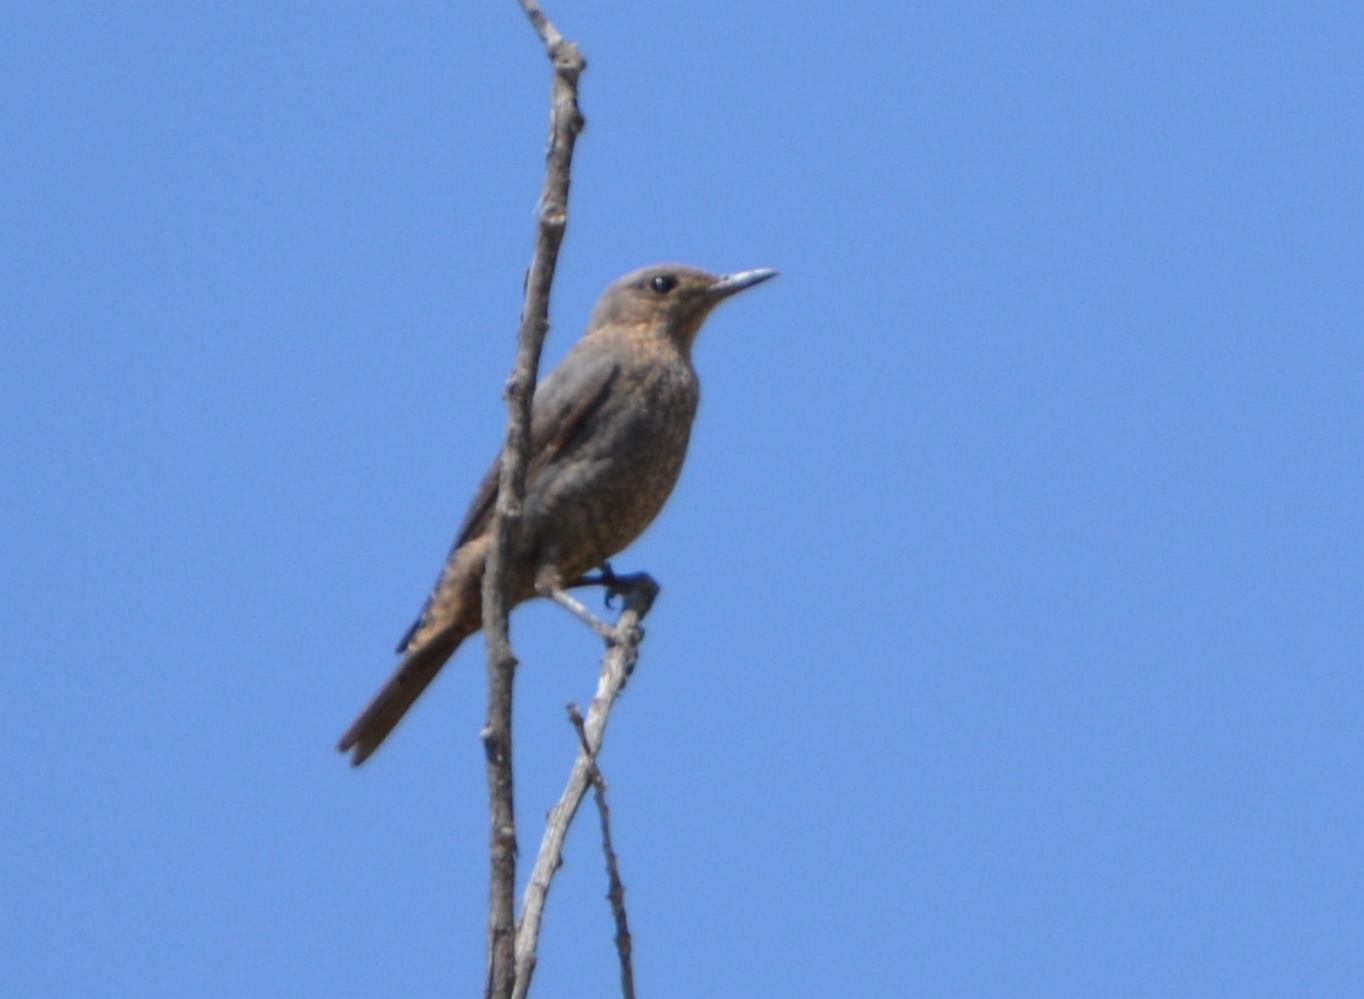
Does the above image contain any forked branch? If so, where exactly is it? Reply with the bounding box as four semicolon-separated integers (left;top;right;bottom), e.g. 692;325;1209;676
513;574;658;999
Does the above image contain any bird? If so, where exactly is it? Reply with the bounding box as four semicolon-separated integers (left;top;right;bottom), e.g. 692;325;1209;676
337;263;777;765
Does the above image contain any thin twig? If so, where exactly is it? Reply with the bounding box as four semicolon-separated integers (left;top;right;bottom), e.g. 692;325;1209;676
482;5;586;999
542;586;617;642
568;705;637;999
515;0;564;49
513;576;658;999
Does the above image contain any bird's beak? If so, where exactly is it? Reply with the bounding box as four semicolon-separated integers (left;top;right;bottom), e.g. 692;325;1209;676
707;267;779;300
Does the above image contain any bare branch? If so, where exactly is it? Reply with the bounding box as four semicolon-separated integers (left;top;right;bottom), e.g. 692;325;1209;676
483;4;586;998
515;0;564;50
513;576;658;999
568;705;637;999
541;586;617;642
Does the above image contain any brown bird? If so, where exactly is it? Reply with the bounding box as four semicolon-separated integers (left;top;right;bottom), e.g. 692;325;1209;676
338;263;777;765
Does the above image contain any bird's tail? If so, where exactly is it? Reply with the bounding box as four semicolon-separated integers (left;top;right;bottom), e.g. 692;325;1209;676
338;536;490;766
337;624;470;766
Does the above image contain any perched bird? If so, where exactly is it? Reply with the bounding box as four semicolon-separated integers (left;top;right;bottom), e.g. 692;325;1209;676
338;263;777;765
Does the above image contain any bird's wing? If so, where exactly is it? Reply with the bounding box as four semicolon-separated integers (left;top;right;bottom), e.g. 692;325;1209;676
452;344;620;549
394;344;619;653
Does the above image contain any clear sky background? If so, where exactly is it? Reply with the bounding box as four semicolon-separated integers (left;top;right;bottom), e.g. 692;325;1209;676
2;3;1360;996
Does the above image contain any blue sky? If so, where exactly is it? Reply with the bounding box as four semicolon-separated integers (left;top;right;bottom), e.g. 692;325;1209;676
2;3;1360;996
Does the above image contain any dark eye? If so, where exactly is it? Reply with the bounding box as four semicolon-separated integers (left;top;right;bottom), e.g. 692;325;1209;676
650;274;678;294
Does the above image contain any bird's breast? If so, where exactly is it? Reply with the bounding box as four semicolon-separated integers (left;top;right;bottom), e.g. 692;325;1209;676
524;357;699;580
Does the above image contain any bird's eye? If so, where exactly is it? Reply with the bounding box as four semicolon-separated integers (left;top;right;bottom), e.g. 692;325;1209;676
650;274;678;294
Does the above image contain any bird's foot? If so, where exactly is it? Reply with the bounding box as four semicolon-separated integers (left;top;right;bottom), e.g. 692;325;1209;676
571;562;660;614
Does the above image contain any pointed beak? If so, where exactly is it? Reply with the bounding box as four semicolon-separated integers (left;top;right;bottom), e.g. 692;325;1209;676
707;267;779;300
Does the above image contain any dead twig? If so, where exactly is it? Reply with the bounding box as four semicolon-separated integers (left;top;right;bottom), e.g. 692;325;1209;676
482;4;585;998
568;704;637;999
513;575;657;999
541;586;617;642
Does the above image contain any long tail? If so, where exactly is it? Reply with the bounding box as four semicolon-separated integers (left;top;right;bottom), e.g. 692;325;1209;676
339;536;491;765
337;624;470;765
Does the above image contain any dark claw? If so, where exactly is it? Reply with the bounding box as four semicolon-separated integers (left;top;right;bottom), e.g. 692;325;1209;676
602;562;631;608
580;562;622;608
567;562;658;614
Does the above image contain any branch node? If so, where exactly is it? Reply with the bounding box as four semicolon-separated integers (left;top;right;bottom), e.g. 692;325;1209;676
566;703;592;757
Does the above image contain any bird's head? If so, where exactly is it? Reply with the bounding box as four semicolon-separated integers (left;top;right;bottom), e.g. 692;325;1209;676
586;264;778;352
